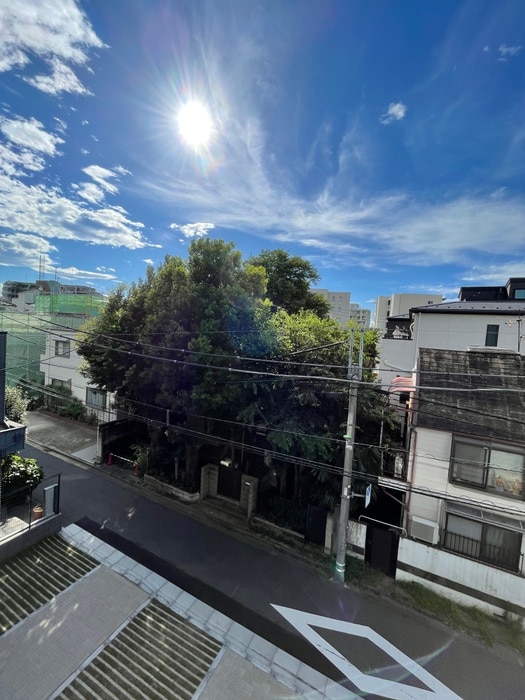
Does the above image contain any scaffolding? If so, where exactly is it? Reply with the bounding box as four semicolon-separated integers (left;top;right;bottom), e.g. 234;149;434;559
0;291;106;390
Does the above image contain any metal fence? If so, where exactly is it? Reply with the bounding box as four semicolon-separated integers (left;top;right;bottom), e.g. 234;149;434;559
444;530;520;572
0;474;61;543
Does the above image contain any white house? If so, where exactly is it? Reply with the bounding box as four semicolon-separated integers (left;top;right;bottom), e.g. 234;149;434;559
376;278;525;388
41;329;115;424
386;347;525;621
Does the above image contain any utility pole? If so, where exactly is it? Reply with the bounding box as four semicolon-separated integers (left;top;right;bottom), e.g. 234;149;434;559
334;330;363;585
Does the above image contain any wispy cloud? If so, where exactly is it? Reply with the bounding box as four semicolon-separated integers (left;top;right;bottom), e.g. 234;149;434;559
169;222;215;238
498;43;522;60
0;115;64;155
82;165;121;195
0;0;106;94
380;102;407;125
462;263;525;282
56;266;116;281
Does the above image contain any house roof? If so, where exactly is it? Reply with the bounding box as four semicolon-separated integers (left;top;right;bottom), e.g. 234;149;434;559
414;347;525;443
410;301;525;315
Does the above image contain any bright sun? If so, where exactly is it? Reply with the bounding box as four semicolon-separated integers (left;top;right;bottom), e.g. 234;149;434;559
177;101;212;148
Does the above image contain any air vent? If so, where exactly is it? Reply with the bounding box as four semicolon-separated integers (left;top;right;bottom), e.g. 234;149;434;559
409;515;439;545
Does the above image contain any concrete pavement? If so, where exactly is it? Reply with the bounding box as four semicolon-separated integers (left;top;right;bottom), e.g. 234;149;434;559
21;411;525;699
0;524;346;699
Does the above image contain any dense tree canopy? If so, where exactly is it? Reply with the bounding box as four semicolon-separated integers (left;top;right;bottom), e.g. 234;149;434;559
77;239;399;500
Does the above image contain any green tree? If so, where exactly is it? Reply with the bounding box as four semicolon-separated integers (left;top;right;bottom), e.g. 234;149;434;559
77;240;271;488
248;249;330;318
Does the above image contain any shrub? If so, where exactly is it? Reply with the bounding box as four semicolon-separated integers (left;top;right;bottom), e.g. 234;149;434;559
4;385;30;423
1;454;44;497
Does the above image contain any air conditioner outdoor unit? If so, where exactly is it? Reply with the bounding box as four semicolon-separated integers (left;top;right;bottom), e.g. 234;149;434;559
409;516;439;545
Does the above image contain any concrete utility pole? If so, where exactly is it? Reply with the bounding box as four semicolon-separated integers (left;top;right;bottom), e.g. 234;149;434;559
334;330;363;585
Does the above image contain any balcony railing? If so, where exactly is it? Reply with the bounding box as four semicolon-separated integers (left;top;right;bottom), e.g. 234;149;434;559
444;531;521;573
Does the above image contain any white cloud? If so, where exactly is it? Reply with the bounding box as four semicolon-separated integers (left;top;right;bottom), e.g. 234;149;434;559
0;0;106;94
169;222;215;238
0;115;64;155
56;266;117;281
0;232;58;271
0;142;46;176
82;165;120;194
462;263;525;283
143;258;154;265
75;182;105;204
25;58;91;95
380;102;407;125
498;44;522;59
483;46;490;52
0;172;149;250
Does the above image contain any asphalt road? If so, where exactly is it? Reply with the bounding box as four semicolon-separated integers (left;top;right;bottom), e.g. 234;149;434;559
23;445;525;699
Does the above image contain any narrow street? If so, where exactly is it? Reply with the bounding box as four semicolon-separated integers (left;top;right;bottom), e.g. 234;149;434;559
21;444;525;699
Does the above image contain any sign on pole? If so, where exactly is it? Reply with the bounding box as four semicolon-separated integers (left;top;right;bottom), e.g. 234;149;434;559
365;484;371;509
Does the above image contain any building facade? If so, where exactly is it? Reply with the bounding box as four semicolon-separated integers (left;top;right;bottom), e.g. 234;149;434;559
388;347;525;620
374;293;443;331
376;279;525;387
313;289;351;327
348;303;371;329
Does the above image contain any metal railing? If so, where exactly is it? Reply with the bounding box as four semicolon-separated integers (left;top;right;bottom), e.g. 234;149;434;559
443;530;520;573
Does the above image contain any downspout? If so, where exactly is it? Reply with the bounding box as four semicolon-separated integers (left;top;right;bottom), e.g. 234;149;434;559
405;427;417;531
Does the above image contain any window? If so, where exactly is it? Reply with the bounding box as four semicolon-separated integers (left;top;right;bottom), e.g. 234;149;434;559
444;513;521;572
54;339;70;357
86;387;107;409
51;378;71;391
513;289;525;299
450;437;524;499
485;324;499;347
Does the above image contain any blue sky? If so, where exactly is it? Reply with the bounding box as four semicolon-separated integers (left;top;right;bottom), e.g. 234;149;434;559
0;0;524;312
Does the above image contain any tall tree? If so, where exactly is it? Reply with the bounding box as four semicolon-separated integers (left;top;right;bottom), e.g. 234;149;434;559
248;249;330;318
77;240;270;488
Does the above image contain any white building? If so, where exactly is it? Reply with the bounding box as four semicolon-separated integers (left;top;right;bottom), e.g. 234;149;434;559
313;289;351;327
348;303;371;329
387;347;525;621
374;293;443;331
376;278;525;387
41;330;115;423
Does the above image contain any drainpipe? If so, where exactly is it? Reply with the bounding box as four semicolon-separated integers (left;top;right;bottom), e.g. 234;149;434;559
405;427;417;531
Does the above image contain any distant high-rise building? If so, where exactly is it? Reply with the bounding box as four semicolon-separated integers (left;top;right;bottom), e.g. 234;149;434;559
374;293;444;331
348;303;371;329
313;289;351;327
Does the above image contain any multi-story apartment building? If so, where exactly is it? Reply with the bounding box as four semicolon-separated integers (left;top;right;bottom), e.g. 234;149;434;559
387;347;525;620
313;289;351;327
374;293;443;332
348;303;371;329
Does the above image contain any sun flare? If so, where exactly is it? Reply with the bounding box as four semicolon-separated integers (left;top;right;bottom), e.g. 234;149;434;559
177;101;212;148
